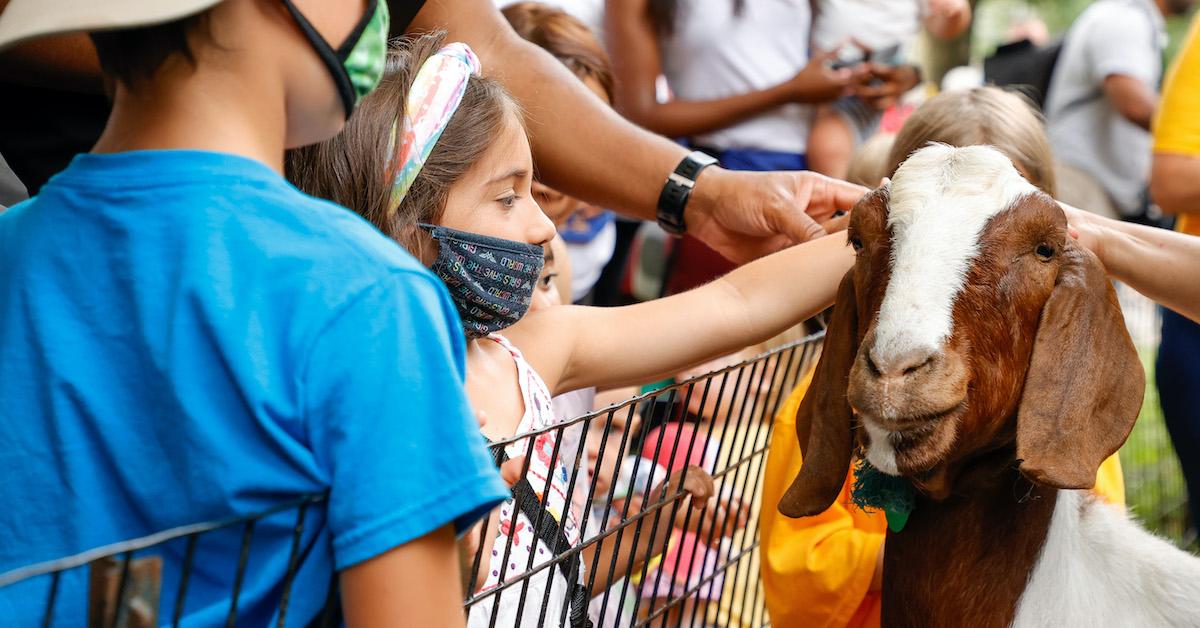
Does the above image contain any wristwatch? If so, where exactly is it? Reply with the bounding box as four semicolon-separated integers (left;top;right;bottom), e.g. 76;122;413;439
656;150;718;235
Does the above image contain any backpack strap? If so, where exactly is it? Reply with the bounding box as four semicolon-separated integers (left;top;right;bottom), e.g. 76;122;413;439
498;449;593;628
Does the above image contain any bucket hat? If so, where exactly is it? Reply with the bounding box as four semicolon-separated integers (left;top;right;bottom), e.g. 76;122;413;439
0;0;221;51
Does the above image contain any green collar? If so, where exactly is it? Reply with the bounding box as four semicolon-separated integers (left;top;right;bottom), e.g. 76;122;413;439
851;458;916;532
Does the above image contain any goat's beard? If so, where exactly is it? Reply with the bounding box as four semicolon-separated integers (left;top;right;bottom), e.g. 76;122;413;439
858;407;962;479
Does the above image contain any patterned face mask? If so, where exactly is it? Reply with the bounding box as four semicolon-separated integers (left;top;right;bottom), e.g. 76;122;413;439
281;0;390;118
419;224;545;338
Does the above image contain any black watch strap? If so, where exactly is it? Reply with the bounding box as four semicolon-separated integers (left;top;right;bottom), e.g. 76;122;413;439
657;150;718;235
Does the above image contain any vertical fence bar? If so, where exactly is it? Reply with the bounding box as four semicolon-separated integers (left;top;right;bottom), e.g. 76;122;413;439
522;424;564;627
590;401;644;628
276;501;310;628
108;551;133;628
225;519;256;628
613;387;679;623
316;571;339;628
486;447;534;628
40;571;60;628
172;534;199;628
645;380;703;622
690;361;754;628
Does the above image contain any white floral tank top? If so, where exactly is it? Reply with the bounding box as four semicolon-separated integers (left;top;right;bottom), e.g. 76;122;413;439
468;334;585;627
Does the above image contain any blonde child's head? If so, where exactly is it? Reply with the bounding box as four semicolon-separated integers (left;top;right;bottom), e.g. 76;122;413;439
886;87;1056;195
846;133;896;189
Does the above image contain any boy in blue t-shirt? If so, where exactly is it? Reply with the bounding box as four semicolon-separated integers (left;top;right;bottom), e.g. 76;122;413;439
0;0;507;625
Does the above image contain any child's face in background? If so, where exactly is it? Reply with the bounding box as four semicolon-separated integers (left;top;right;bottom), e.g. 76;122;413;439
529;240;564;312
440;111;556;247
586;408;642;497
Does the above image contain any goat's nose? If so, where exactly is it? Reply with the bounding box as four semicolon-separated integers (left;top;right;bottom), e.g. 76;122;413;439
868;346;936;379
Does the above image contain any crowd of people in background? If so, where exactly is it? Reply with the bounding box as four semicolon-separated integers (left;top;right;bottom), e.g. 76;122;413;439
2;0;1200;626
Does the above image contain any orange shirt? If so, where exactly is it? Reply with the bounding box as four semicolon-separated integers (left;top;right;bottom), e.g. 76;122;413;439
760;374;1126;627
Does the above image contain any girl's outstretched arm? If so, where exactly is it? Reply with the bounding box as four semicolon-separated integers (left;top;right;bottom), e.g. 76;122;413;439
508;233;855;395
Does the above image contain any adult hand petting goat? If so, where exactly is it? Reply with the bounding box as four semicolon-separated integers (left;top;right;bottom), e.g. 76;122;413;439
1063;203;1200;324
685;169;866;262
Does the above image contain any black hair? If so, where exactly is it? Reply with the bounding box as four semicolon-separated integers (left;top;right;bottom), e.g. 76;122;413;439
648;0;743;38
89;12;212;88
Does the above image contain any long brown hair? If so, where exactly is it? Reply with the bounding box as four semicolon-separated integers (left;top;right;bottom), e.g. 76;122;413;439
502;2;614;101
286;32;517;253
886;87;1057;196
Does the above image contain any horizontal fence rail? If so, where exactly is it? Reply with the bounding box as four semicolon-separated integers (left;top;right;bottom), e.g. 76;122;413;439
0;494;331;628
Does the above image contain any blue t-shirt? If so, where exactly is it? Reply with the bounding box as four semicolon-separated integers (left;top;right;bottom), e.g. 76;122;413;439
0;151;508;625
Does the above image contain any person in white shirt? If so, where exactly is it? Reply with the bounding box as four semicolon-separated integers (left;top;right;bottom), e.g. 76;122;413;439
807;0;972;179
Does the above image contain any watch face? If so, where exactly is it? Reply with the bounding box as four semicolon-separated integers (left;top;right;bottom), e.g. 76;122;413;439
659;152;717;235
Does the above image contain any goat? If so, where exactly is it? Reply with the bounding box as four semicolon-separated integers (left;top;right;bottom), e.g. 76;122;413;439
779;144;1200;627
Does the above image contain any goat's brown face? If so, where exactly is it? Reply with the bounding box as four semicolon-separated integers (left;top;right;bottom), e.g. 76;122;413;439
844;183;1064;487
780;145;1145;516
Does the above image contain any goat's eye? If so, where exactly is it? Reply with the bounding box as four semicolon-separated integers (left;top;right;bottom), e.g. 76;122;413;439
1035;243;1055;259
849;236;863;252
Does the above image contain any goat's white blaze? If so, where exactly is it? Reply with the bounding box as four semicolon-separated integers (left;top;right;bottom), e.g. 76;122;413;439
872;144;1037;373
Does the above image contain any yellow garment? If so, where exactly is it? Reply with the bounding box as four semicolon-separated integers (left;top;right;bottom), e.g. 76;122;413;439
760;375;1126;628
1153;14;1200;236
710;411;770;628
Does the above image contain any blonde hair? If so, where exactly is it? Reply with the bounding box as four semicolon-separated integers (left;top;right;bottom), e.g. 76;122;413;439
886;87;1057;196
846;133;896;188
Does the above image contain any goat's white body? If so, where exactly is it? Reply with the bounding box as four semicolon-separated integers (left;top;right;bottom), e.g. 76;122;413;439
1013;490;1200;627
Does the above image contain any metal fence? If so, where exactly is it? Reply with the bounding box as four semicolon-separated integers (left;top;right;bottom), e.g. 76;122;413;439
1;307;1191;626
0;494;335;627
463;337;821;628
0;337;821;627
1116;283;1195;549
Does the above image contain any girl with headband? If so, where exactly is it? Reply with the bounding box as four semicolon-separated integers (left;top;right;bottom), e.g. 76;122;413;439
287;33;855;626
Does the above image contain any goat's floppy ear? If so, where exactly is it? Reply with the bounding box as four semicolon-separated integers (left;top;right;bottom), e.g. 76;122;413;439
1016;243;1144;489
780;269;859;518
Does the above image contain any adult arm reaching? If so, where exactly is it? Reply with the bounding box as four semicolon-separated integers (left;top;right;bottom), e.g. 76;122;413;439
1064;205;1200;323
406;0;866;262
1;0;867;262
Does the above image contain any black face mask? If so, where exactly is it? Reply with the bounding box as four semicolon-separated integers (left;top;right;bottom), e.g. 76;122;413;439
419;224;545;338
279;0;390;118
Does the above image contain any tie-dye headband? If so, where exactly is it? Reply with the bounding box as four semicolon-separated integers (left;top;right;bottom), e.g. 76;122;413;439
389;42;482;213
